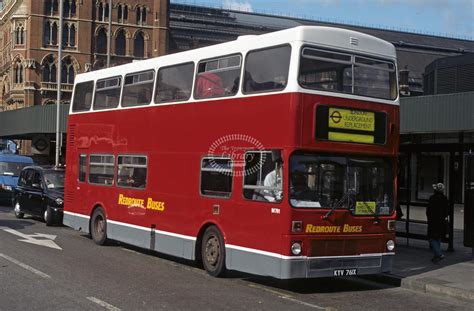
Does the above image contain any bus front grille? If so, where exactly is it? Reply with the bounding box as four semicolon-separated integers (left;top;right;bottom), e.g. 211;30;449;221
310;237;383;257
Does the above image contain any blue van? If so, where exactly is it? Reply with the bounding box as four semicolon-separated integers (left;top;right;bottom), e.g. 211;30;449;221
0;153;34;206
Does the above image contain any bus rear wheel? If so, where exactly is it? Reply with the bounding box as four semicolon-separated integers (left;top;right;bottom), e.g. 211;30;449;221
91;208;108;245
201;226;226;277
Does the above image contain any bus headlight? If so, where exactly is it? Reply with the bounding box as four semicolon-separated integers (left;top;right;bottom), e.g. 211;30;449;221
386;240;395;251
291;242;302;255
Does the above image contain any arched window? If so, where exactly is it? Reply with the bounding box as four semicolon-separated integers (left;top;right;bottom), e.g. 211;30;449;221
14;61;23;84
115;30;126;56
42;55;56;83
104;3;109;20
98;2;104;21
61;57;75;84
134;32;144;58
43;22;49;45
52;22;58;45
20;27;24;45
118;4;128;23
96;28;107;54
62;24;69;47
136;7;141;25
70;24;76;47
124;5;128;21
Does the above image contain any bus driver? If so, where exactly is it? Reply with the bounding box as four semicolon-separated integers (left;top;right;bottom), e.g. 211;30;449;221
263;158;283;202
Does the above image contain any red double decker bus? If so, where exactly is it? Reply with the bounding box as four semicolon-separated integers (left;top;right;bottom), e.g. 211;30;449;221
64;26;399;279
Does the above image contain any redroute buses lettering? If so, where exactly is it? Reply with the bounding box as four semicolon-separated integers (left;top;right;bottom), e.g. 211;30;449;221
118;194;165;211
305;224;362;233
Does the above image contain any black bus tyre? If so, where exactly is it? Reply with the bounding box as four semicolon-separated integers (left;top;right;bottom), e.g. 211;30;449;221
201;226;226;277
44;206;54;226
91;208;108;245
13;201;24;219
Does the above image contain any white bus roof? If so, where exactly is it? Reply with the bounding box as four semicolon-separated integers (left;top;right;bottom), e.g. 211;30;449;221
75;26;396;84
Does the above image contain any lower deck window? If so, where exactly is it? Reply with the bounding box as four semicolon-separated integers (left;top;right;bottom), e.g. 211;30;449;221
89;154;115;185
200;157;232;198
117;155;148;189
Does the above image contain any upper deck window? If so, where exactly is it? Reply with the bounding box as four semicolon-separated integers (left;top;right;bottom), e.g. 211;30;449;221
122;70;154;107
194;55;241;99
93;76;122;110
299;47;397;100
72;81;94;112
243;45;291;94
155;62;194;103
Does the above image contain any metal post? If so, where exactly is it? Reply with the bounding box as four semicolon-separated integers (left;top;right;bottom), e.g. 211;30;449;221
107;0;112;67
56;0;64;167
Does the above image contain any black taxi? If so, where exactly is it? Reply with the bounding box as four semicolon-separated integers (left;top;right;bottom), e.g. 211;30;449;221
13;166;65;226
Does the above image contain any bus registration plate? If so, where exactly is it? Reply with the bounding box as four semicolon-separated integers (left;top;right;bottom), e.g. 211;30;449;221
334;268;358;276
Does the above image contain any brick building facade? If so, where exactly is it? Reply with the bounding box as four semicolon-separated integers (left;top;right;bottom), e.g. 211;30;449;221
0;0;169;112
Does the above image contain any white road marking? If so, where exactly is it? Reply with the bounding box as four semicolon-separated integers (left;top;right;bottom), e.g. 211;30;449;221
248;284;327;310
86;297;121;311
0;226;62;250
0;253;51;279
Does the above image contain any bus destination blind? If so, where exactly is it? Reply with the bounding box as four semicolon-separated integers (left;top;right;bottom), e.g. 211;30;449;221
315;106;386;144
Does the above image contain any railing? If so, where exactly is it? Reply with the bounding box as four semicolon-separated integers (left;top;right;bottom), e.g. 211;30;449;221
40;82;74;92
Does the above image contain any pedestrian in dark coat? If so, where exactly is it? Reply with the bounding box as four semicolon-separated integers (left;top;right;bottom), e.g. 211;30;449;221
426;183;449;263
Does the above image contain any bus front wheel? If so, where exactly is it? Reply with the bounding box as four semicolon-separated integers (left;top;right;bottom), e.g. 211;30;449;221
91;208;108;245
201;226;226;277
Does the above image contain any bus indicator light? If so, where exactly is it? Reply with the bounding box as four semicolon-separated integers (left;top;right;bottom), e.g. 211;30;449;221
292;221;303;233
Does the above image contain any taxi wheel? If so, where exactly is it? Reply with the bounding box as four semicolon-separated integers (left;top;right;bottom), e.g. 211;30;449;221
44;206;54;226
201;226;226;277
14;201;24;219
91;207;108;245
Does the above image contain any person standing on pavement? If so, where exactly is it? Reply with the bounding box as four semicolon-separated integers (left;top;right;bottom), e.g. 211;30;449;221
427;183;449;263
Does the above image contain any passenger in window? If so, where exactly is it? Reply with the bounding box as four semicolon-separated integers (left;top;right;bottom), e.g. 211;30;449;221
263;159;283;202
195;72;224;98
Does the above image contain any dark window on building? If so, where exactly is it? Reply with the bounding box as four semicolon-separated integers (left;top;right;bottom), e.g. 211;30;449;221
96;28;107;54
51;22;57;45
98;3;104;21
200;157;232;198
115;30;126;56
79;154;87;182
71;1;76;16
70;24;76;47
243;151;283;203
93;76;122;110
89;154;115;186
50;64;57;82
15;26;24;45
72;81;94;112
136;6;146;25
62;24;69;47
63;0;70;16
155;62;194;103
244;45;290;94
118;4;128;23
194;54;241;99
61;58;75;84
43;22;51;45
42;65;51;82
117;155;147;189
14;61;23;84
122;70;154;107
134;32;144;58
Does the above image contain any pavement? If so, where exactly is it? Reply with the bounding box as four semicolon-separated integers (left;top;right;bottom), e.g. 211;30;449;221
367;216;474;303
